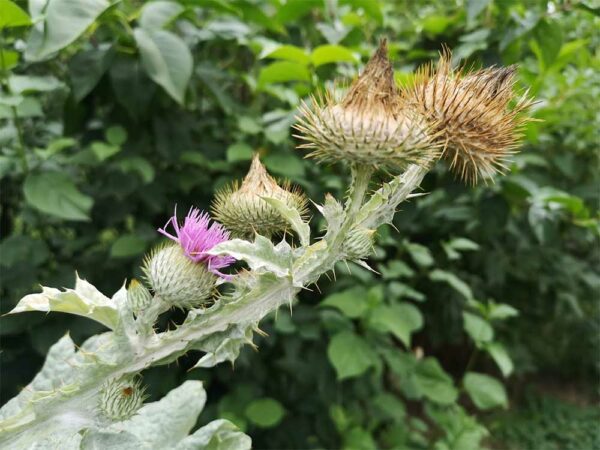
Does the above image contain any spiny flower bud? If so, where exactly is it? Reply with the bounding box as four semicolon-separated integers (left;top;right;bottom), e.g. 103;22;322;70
294;39;439;171
211;154;308;238
343;226;376;260
405;50;533;184
142;244;216;310
127;279;152;314
99;376;146;421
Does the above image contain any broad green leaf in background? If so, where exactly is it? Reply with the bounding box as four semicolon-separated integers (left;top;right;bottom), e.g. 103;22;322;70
484;342;514;377
25;0;110;61
404;241;434;267
69;44;115;101
8;75;63;93
261;44;311;65
430;269;473;300
134;28;193;104
139;0;185;30
413;358;458;405
369;303;423;347
533;19;563;69
463;372;508;410
0;49;19;70
258;61;310;87
110;234;147;258
327;330;376;380
105;125;127;146
463;312;494;343
466;0;491;27
226;142;254;162
23;172;93;221
320;286;369;318
0;0;31;29
245;398;285;428
311;45;357;67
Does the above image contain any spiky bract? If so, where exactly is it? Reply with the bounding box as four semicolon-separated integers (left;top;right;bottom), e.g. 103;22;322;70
142;244;216;310
98;376;147;421
405;51;532;183
343;226;376;260
211;154;308;238
127;279;152;314
294;40;439;171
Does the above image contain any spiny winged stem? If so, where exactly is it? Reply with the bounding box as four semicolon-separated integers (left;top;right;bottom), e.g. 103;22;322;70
332;164;374;246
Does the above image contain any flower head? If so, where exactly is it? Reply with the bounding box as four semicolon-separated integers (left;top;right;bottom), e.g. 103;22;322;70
158;207;234;278
404;50;533;184
294;39;439;171
211;154;308;238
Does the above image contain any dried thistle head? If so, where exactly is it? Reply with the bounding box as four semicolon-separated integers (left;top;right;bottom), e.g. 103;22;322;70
405;51;533;184
211;154;308;238
294;39;439;171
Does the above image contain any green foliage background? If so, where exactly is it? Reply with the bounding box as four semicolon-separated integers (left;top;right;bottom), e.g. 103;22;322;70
1;0;598;449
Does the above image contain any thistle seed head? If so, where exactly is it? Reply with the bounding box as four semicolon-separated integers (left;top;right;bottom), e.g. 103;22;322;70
211;154;308;238
294;39;439;171
98;376;147;422
405;50;533;184
142;243;217;310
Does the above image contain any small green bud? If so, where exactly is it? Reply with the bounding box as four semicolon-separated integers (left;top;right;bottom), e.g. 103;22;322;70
211;154;308;238
127;279;152;314
343;227;376;260
98;376;146;421
142;244;216;310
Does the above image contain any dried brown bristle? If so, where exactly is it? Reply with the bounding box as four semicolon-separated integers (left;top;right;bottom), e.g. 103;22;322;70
405;50;533;184
294;39;440;171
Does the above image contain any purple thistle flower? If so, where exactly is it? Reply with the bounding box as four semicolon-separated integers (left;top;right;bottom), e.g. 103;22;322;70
158;206;235;279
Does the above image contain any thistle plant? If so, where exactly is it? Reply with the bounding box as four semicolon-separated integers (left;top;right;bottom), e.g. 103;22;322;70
0;40;531;449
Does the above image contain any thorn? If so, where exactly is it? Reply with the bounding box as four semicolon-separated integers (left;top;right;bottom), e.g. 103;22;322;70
344;260;352;274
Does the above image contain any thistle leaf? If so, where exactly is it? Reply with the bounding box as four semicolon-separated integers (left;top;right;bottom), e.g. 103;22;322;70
8;274;119;329
261;196;310;246
208;235;293;277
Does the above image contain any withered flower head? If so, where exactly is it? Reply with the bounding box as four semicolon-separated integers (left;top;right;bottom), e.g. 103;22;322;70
294;39;439;171
405;51;533;184
211;154;308;238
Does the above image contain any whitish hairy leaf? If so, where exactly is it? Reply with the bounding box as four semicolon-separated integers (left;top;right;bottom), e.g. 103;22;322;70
208;235;293;277
8;274;118;329
192;324;254;369
175;419;252;450
0;334;76;426
108;381;206;447
261;196;310;246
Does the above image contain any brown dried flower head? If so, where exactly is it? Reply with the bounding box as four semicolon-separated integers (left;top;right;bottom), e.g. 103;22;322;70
294;39;439;171
405;51;533;184
211;154;308;238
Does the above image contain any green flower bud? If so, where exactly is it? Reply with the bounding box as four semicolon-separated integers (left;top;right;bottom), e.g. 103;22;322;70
98;376;146;421
343;227;376;261
142;244;216;310
211;154;308;238
127;279;152;314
